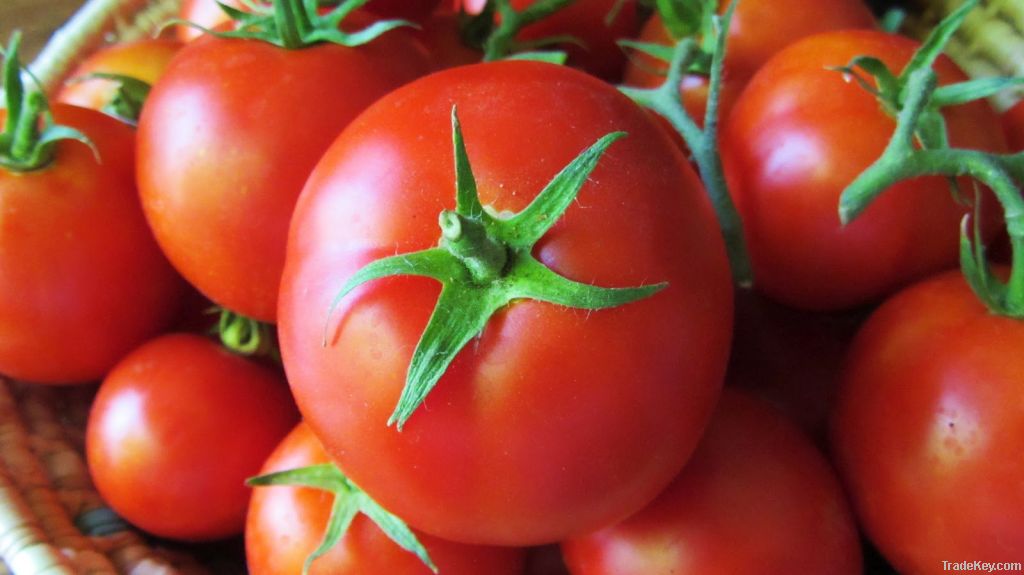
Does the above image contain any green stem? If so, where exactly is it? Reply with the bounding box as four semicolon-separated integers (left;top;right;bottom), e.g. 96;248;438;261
482;0;575;61
439;211;508;283
619;31;752;287
275;0;311;49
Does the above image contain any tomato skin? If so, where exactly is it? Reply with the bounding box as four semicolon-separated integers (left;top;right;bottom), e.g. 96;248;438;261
832;270;1024;572
279;61;733;546
57;39;181;112
563;389;863;575
0;105;185;384
137;30;431;321
86;333;298;541
246;423;526;575
722;30;1006;311
623;0;875;127
1003;99;1024;152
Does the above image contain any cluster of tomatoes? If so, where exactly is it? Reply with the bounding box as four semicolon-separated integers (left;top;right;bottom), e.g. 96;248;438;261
3;0;1024;573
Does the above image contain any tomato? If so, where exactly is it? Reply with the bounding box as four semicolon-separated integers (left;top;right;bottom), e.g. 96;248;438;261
56;39;181;113
279;61;733;546
86;333;298;540
415;9;483;69
0;105;185;384
137;21;432;322
722;30;1006;310
725;289;865;445
510;0;639;81
1003;99;1024;152
623;0;875;127
562;389;863;575
832;270;1024;572
246;422;526;575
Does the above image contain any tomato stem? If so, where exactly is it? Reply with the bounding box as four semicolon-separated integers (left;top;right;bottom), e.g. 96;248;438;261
840;67;1024;317
216;308;281;361
481;0;575;61
323;107;667;430
619;1;752;287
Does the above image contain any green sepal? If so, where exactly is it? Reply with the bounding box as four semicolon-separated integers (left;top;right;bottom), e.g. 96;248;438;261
503;50;568;64
617;39;676;65
0;33;97;172
932;76;1024;108
69;72;152;125
482;0;575;61
198;0;414;50
879;7;906;34
216;308;277;358
897;0;977;96
247;463;438;574
656;0;707;39
326;108;667;430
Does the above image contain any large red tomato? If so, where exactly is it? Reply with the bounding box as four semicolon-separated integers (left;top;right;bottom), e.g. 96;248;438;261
87;333;298;541
246;423;526;575
832;270;1024;572
623;0;875;127
57;39;181;114
279;61;733;546
137;23;432;321
0;105;185;384
722;30;1006;310
563;389;863;575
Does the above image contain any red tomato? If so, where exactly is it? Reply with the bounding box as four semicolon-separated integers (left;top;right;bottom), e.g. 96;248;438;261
623;0;875;127
1003;99;1024;152
563;389;863;575
0;106;185;384
722;30;1006;310
279;61;732;546
57;39;181;112
725;289;865;446
86;333;298;540
510;0;639;81
832;270;1024;572
246;423;526;575
415;9;483;69
137;22;432;322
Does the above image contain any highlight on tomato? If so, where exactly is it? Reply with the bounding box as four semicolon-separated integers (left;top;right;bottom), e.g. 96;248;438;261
246;423;527;575
86;333;299;541
137;0;433;322
562;389;863;575
0;34;186;384
279;60;734;546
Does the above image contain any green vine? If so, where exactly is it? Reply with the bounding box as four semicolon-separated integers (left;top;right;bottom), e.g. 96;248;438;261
619;0;752;286
325;107;667;430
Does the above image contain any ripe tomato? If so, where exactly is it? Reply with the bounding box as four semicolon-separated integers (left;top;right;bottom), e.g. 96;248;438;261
1003;99;1024;152
86;333;298;540
722;30;1006;310
510;0;639;81
279;61;733;546
137;23;432;322
246;423;526;575
56;39;181;113
623;0;875;127
0;105;185;384
832;270;1024;572
563;389;863;575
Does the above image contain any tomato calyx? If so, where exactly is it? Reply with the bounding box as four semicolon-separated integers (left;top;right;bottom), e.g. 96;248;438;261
838;1;1024;317
0;33;94;172
324;106;668;430
248;462;438;574
459;0;575;64
67;72;151;125
216;308;281;361
186;0;413;50
619;1;752;287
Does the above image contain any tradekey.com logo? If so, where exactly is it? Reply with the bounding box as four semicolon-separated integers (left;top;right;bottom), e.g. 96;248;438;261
943;561;1023;572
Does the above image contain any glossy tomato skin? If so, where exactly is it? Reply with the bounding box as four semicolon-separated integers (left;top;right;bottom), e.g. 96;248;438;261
137;29;432;322
722;30;1006;311
624;0;875;127
279;61;733;546
832;270;1024;572
563;389;863;575
87;333;298;541
1003;99;1024;152
0;105;185;384
246;423;526;575
57;39;181;113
